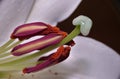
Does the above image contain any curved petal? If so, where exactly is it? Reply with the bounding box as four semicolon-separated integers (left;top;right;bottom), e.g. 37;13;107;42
10;36;120;79
0;0;82;44
0;0;35;44
26;0;82;25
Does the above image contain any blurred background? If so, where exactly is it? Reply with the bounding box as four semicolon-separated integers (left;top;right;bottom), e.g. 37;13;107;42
58;0;120;54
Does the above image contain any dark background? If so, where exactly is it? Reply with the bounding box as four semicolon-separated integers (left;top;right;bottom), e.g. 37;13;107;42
58;0;120;54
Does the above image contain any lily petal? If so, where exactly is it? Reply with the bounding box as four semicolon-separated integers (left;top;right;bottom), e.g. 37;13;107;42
0;0;82;44
26;0;82;25
0;0;35;44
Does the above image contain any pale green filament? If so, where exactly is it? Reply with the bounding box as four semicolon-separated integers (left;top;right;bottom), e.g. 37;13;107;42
0;71;25;78
0;41;22;54
0;39;15;52
0;72;10;78
0;52;11;58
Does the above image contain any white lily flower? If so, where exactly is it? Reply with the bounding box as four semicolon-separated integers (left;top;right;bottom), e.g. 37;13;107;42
0;0;120;79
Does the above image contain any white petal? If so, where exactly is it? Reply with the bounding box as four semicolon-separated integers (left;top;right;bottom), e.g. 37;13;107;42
26;0;82;25
11;36;120;79
0;0;82;44
0;0;35;44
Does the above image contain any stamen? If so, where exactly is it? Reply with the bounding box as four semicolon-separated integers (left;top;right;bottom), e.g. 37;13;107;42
23;46;71;73
12;33;64;56
0;15;92;77
0;25;80;67
11;22;49;40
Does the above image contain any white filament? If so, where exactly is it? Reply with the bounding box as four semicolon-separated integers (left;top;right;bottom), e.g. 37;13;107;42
72;15;93;36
